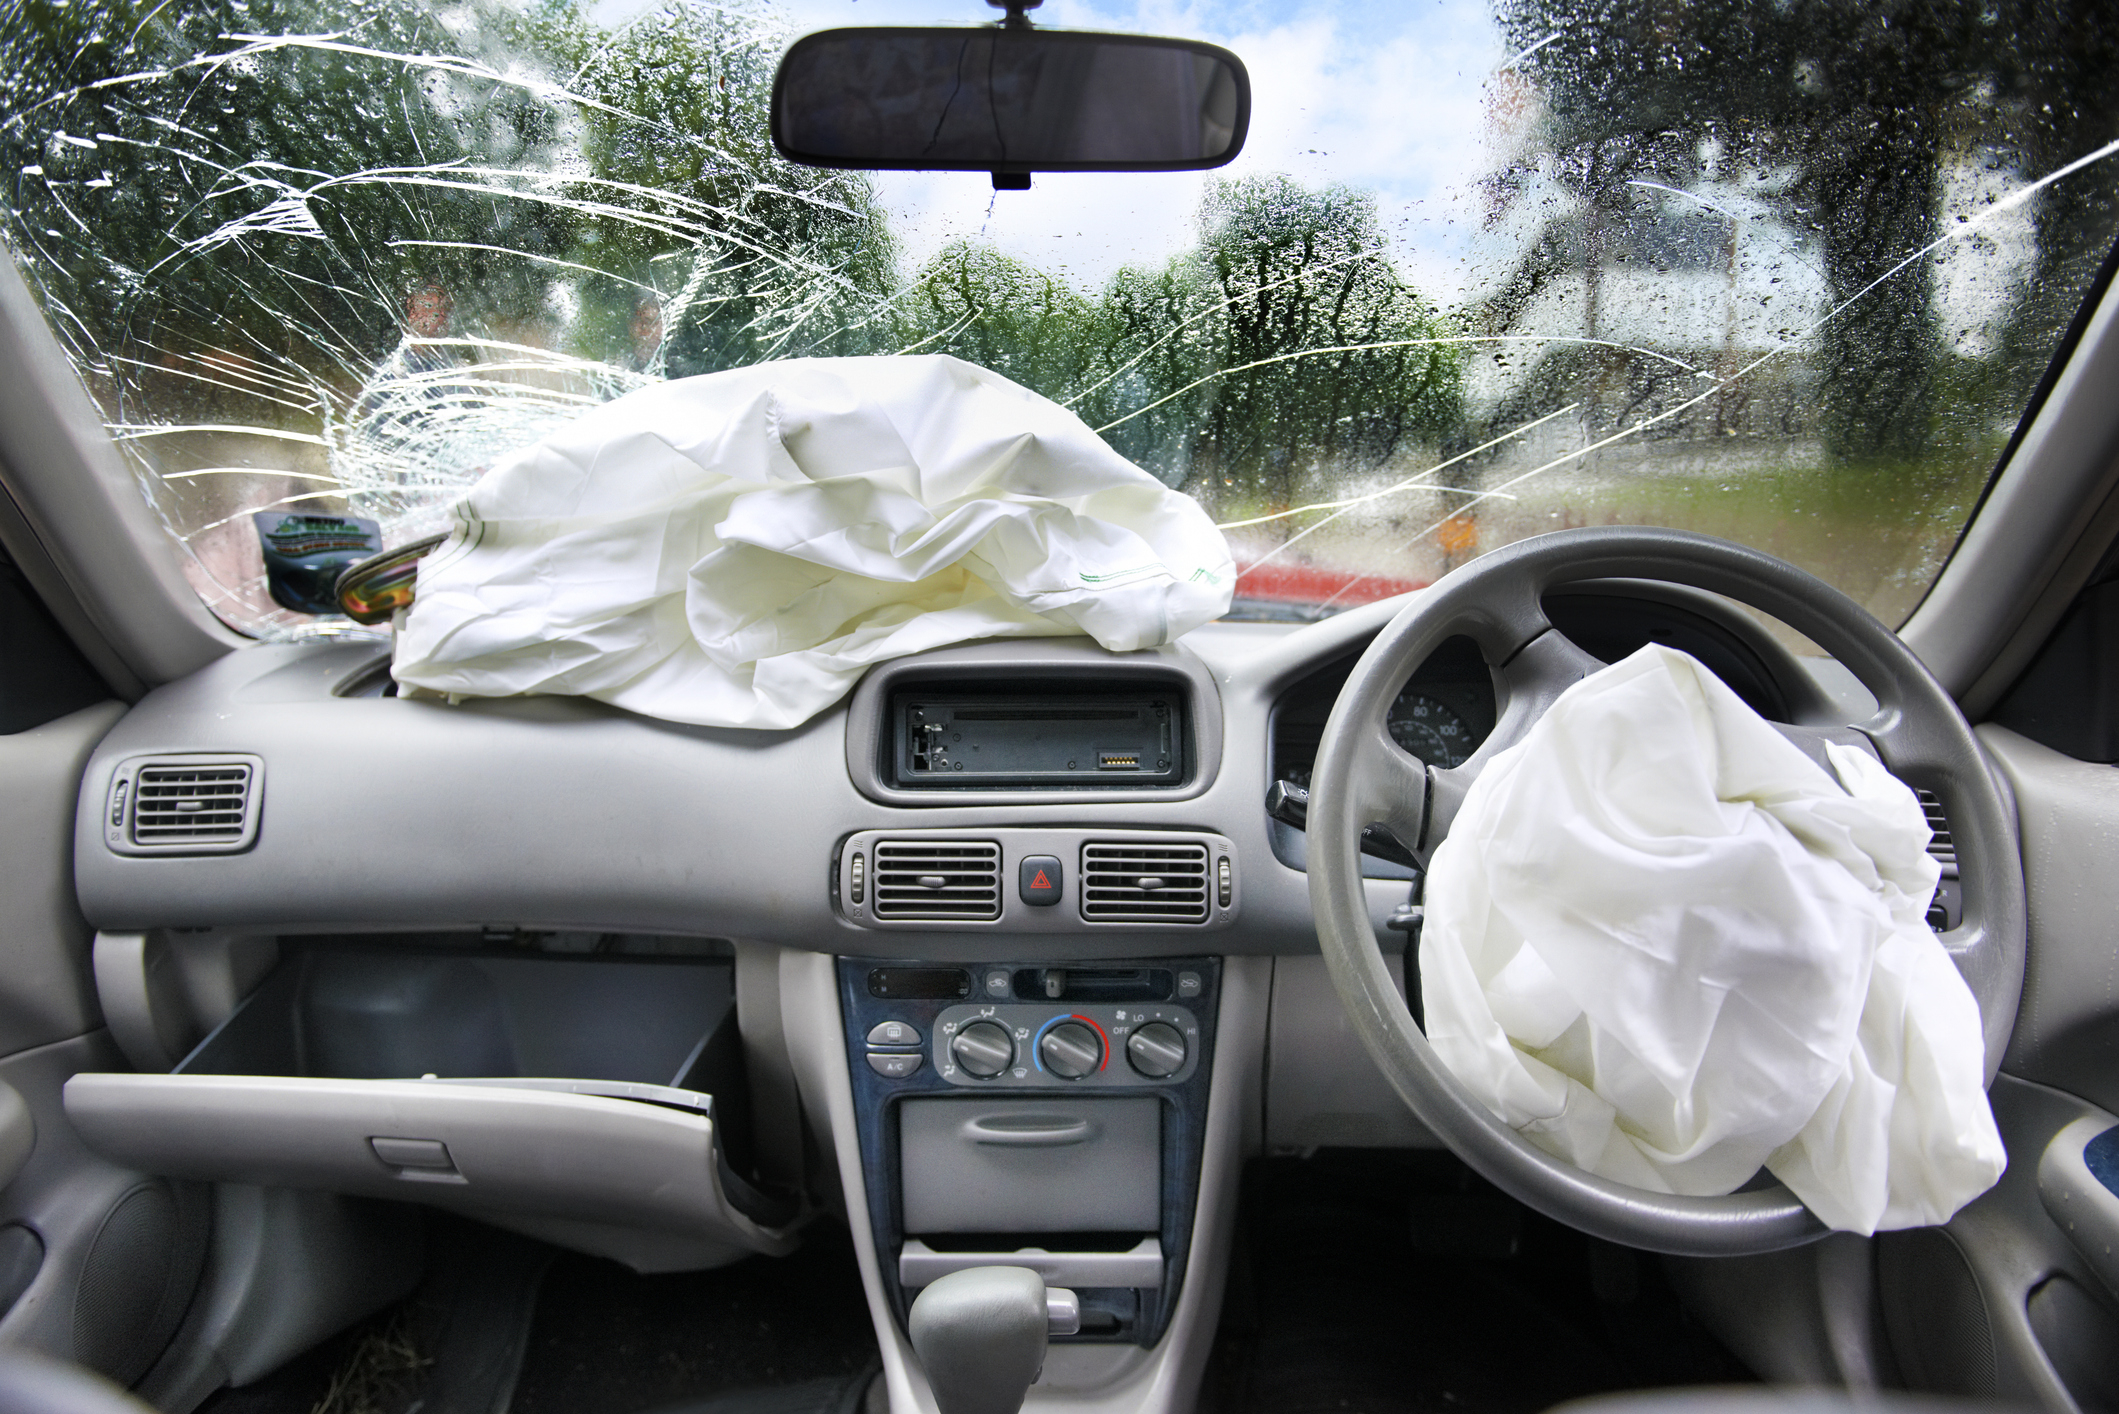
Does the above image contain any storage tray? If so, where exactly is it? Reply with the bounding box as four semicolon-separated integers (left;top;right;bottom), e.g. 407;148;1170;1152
64;945;794;1272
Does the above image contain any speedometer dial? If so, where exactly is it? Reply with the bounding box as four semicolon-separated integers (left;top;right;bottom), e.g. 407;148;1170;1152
1388;693;1475;767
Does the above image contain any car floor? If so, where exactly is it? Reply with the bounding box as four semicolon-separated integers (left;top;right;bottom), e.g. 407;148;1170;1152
200;1154;1747;1414
1199;1153;1751;1414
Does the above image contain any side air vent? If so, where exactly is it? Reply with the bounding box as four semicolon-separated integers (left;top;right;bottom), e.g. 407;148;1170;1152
104;756;264;856
1080;841;1210;923
1913;787;1964;934
1915;788;1958;875
871;840;1002;921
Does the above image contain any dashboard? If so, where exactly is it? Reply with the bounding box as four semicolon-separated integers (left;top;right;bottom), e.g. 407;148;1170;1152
57;575;1871;1352
1271;634;1497;787
69;579;1845;959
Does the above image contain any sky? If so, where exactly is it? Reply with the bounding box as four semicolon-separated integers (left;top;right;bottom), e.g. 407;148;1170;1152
763;0;1517;298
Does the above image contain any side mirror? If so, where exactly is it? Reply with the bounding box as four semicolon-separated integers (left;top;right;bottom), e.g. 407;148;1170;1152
771;27;1249;183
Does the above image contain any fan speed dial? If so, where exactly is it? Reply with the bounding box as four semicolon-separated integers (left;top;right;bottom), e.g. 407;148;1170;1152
1125;1021;1187;1078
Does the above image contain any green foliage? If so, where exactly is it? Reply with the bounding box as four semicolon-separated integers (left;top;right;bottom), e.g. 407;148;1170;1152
1188;175;1463;503
893;240;1107;398
887;177;1464;501
2;0;1465;510
1077;256;1221;482
547;0;897;374
0;0;899;417
1484;0;2119;464
2;0;487;395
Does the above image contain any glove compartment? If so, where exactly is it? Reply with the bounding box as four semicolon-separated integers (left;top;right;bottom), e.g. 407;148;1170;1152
63;945;797;1272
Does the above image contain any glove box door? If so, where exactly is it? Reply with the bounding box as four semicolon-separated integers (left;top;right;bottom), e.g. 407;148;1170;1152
61;946;796;1272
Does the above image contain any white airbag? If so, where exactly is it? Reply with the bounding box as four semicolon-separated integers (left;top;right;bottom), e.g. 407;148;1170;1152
391;356;1233;728
1420;644;2004;1233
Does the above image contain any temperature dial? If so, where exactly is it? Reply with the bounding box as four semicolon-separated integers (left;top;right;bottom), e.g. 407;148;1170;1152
1038;1021;1103;1079
1125;1021;1187;1079
951;1021;1014;1079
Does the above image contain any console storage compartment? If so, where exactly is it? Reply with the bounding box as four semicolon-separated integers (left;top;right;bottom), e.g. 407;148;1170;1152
900;1095;1161;1233
64;945;796;1272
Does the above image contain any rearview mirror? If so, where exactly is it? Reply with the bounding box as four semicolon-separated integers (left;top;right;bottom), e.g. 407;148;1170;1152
772;27;1249;178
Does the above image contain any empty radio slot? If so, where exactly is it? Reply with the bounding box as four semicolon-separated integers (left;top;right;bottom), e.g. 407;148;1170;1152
889;685;1187;788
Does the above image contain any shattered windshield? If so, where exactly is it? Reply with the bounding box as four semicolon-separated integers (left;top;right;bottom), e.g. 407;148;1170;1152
5;0;2117;635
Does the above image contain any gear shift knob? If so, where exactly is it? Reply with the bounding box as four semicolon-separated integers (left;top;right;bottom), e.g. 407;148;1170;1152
907;1267;1051;1414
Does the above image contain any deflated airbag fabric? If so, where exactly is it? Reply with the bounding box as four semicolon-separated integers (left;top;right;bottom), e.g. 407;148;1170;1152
1420;644;2004;1234
391;356;1234;728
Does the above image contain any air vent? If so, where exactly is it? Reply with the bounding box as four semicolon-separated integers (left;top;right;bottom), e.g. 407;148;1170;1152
871;840;1002;921
1915;788;1958;875
1080;841;1210;923
105;755;263;855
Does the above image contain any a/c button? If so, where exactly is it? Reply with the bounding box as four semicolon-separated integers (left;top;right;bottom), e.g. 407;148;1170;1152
1019;855;1063;906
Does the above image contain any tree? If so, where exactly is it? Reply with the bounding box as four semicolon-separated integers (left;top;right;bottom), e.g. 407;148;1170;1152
1072;256;1222;487
1;0;502;415
0;0;902;416
889;240;1107;400
545;0;898;376
1482;0;2119;465
1186;175;1464;508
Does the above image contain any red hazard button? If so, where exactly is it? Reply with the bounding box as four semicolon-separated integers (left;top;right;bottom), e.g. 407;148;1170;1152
1019;854;1063;907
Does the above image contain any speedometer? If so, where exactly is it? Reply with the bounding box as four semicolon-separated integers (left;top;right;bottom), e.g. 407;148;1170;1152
1388;693;1475;767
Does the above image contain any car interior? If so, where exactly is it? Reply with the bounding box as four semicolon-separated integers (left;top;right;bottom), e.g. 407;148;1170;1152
5;2;2119;1414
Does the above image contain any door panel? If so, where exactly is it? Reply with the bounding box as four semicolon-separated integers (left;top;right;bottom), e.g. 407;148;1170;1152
1873;727;2119;1410
0;701;122;1056
0;554;220;1386
1986;725;2119;1112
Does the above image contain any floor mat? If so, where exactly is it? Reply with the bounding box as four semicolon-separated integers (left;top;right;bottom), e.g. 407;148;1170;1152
1199;1152;1753;1414
506;1223;880;1414
205;1160;1734;1414
195;1216;552;1414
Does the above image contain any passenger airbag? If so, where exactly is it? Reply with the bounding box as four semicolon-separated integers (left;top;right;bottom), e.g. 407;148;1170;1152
391;355;1233;728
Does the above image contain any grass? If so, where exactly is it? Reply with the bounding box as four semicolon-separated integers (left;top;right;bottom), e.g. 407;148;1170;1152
308;1312;430;1414
1209;435;2004;634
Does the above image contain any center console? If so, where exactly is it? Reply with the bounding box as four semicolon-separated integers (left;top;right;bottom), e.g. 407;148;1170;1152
837;958;1222;1347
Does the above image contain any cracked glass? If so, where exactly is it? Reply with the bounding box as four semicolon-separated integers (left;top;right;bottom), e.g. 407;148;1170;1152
4;0;2117;634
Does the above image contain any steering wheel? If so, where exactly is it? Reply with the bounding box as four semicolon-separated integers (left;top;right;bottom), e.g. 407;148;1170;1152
1306;526;2026;1257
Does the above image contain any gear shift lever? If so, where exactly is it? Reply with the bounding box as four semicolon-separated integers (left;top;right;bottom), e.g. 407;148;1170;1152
908;1267;1079;1414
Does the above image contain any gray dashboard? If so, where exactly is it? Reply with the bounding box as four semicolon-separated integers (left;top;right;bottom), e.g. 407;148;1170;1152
71;584;1857;958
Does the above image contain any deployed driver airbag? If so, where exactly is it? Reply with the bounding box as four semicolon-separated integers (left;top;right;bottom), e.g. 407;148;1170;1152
391;355;1233;728
1420;644;2004;1234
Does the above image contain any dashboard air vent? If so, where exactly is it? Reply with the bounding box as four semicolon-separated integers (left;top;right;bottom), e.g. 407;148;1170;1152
871;840;1002;920
105;755;263;855
1915;788;1958;875
1080;841;1210;923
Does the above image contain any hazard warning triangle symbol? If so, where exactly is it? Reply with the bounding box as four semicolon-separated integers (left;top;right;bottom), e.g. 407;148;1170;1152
1031;870;1052;890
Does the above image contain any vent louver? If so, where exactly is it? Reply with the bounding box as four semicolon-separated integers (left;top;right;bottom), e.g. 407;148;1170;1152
1080;841;1210;923
871;840;1002;920
1914;788;1958;875
106;756;262;855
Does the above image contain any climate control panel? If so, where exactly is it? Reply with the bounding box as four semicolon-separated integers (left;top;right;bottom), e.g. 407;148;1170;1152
836;956;1218;1348
930;1001;1201;1087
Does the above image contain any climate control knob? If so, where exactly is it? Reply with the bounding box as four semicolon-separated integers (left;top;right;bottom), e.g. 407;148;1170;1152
951;1021;1014;1079
1039;1021;1103;1079
1125;1021;1187;1079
